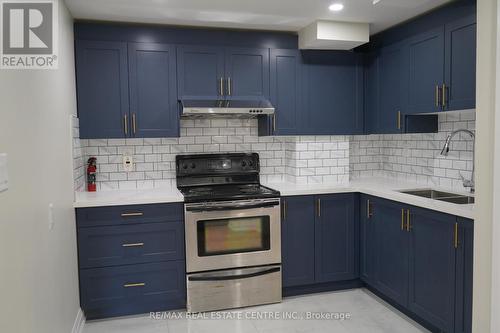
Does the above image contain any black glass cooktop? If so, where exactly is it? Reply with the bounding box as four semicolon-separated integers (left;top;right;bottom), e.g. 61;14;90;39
179;184;280;203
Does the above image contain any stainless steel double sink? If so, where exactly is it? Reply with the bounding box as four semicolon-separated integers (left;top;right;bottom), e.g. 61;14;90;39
399;189;475;205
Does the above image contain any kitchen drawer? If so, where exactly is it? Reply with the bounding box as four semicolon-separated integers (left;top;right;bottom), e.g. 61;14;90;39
76;203;183;228
78;222;184;269
80;261;186;319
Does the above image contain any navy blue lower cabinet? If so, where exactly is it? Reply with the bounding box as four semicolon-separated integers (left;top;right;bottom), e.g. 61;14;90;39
372;197;409;307
315;193;358;283
359;195;376;284
281;196;315;287
408;207;457;333
455;218;474;333
80;261;186;320
76;203;184;228
78;222;184;269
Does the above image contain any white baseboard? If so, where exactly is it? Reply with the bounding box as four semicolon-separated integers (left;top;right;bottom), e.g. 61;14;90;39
71;308;85;333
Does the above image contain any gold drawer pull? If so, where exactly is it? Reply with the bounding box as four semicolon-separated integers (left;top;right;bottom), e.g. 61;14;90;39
124;282;145;288
121;212;144;217
122;242;144;247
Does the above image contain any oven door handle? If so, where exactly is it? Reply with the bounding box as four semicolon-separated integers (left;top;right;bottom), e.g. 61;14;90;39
188;267;280;282
185;201;279;212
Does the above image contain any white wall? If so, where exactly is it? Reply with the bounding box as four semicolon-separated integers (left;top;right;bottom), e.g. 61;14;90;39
474;0;497;332
0;1;80;332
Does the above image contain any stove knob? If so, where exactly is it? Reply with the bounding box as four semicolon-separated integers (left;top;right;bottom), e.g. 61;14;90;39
182;164;188;170
190;163;196;169
241;161;247;167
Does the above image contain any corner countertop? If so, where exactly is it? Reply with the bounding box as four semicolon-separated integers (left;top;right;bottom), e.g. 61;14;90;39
73;186;184;208
263;177;475;220
73;177;474;220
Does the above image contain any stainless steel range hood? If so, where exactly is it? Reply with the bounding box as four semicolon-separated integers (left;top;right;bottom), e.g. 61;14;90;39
181;99;274;118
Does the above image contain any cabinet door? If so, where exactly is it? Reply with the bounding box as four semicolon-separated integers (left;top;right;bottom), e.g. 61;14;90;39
373;198;409;306
269;49;302;135
360;195;376;284
364;52;380;134
281;196;315;287
408;207;457;333
455;218;473;333
128;43;179;138
444;15;476;111
379;42;406;133
76;40;129;139
80;261;186;319
303;51;363;135
406;27;445;114
315;193;358;283
225;47;270;100
176;45;225;100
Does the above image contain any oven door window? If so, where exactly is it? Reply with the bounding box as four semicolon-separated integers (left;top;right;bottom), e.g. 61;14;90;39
197;216;271;256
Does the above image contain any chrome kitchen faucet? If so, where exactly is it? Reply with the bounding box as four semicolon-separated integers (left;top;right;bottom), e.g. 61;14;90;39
440;129;475;193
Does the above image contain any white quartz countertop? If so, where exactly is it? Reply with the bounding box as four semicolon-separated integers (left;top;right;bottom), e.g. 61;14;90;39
74;177;474;220
73;187;183;208
263;177;475;220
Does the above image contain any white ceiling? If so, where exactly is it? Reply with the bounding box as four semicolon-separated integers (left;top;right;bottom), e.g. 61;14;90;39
64;0;452;35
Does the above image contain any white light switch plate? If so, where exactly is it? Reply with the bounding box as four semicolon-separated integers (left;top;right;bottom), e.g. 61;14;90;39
0;153;8;192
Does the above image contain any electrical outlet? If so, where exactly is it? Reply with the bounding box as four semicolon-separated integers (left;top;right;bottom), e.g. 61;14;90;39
123;155;134;172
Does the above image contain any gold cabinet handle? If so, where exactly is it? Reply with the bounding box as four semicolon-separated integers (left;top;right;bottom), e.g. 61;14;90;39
442;83;447;109
367;199;373;219
435;85;440;107
219;77;224;96
401;209;405;230
397;111;401;130
227;77;232;96
406;209;411;232
121;212;144;217
284;200;287;219
454;223;459;249
317;198;321;217
124;282;145;288
122;242;144;247
132;113;137;135
124;114;128;135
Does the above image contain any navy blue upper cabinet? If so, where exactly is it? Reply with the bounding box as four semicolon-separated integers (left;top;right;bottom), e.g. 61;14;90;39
363;52;379;134
269;49;302;135
76;41;129;139
176;45;225;100
281;196;315;287
444;15;477;111
315;194;358;283
373;198;409;307
406;27;445;114
128;43;179;138
225;47;270;100
303;51;363;135
408;207;457;333
378;42;406;134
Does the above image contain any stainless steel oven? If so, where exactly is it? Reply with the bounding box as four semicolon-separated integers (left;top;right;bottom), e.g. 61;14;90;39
184;198;281;273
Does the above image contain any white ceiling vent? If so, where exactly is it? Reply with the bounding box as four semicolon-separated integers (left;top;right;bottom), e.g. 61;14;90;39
298;20;370;50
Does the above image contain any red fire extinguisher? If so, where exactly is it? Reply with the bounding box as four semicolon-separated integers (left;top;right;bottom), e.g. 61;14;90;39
87;157;97;192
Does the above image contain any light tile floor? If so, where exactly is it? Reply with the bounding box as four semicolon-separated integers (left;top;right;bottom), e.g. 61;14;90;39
83;288;430;333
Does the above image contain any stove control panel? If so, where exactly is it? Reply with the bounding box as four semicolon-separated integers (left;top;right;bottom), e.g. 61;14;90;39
176;153;259;176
